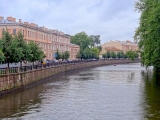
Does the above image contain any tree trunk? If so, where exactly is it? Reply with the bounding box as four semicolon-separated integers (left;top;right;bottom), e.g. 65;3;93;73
7;62;9;68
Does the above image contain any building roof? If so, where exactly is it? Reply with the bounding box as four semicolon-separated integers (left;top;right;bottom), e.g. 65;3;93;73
0;16;70;38
70;43;79;47
105;46;122;51
102;40;138;47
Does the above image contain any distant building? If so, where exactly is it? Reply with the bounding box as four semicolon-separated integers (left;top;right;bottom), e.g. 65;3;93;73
0;16;79;60
99;40;138;57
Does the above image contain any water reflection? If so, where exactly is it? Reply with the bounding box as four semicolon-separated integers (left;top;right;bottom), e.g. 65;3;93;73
141;69;160;120
0;85;42;118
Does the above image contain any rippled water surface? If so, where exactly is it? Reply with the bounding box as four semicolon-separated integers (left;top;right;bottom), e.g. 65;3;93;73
1;63;160;120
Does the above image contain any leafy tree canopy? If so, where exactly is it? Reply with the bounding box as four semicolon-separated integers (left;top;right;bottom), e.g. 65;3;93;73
64;51;70;60
0;30;45;67
71;31;92;51
126;50;138;61
55;49;61;60
134;0;160;69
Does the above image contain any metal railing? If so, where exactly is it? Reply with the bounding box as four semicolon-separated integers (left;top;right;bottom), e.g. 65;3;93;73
0;58;137;75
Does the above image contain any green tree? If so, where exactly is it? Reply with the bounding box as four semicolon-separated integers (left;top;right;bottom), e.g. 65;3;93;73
14;31;32;67
55;49;61;60
117;52;122;59
71;31;91;51
117;51;125;59
120;51;125;58
0;30;23;67
126;50;137;61
0;40;4;62
124;53;128;59
97;46;102;56
111;51;117;59
28;41;45;64
102;53;107;59
106;51;111;59
83;48;91;59
91;47;99;58
134;0;160;69
90;35;101;47
61;52;65;61
64;51;70;60
135;52;139;58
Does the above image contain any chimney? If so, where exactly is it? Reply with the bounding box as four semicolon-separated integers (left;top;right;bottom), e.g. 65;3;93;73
0;16;4;20
19;19;22;23
12;18;16;22
30;23;35;27
7;16;13;21
42;27;45;30
24;22;29;25
60;31;64;35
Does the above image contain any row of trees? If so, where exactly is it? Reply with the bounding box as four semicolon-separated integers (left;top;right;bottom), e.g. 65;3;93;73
102;50;139;60
71;31;101;59
0;30;45;67
54;50;70;61
134;0;160;70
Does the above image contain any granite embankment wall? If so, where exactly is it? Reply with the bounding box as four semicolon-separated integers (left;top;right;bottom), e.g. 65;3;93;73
0;59;140;95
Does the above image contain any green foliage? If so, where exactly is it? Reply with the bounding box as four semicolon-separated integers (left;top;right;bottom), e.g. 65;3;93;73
79;47;99;59
102;53;107;59
90;47;99;58
111;51;117;59
61;52;65;61
90;35;101;47
106;51;111;59
126;50;135;61
134;0;160;69
124;53;128;58
28;41;44;62
71;31;92;51
83;48;90;59
0;49;4;62
14;31;30;62
97;46;102;52
0;30;45;67
117;51;125;59
64;51;70;60
0;30;23;67
55;49;61;60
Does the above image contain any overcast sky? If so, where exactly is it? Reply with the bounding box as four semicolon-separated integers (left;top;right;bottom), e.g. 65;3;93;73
0;0;140;44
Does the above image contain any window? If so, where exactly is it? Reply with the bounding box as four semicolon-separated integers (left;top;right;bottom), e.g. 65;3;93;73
13;29;16;35
23;30;24;35
50;44;51;50
49;53;51;58
28;31;29;37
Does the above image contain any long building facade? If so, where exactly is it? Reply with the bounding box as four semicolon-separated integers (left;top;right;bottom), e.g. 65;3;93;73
100;40;139;57
0;16;79;60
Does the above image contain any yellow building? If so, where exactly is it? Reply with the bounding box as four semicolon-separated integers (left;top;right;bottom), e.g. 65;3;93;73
100;40;138;57
0;16;79;60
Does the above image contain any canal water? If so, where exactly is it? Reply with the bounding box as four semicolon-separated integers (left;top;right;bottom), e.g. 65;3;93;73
0;63;160;120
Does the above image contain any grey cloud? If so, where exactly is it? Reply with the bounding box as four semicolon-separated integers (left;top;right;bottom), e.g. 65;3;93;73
0;0;140;43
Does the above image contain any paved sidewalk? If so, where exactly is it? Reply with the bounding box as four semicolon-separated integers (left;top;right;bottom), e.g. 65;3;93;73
0;62;35;68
